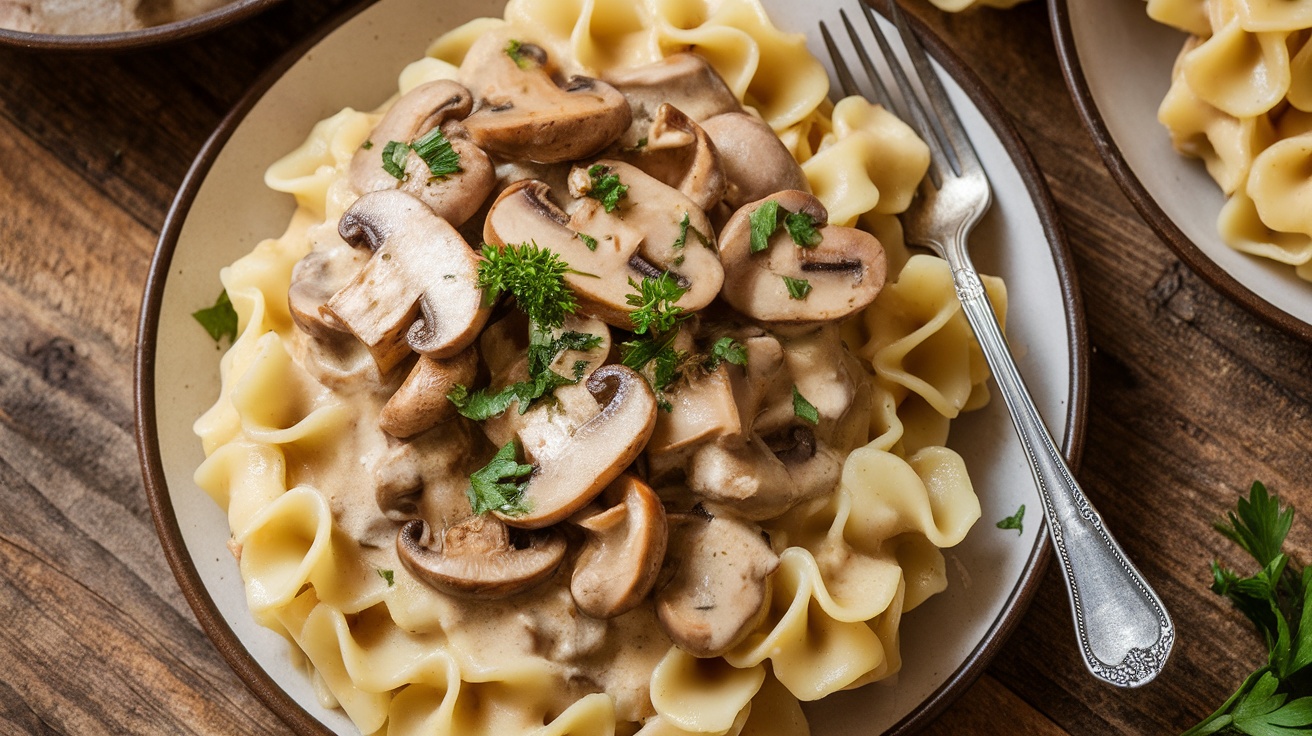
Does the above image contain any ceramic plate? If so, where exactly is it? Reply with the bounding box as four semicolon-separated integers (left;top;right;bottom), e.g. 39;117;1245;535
0;0;280;52
137;0;1087;733
1052;0;1312;341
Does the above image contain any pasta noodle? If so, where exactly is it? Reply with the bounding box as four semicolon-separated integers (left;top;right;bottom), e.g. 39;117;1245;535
194;1;1005;733
1149;0;1312;279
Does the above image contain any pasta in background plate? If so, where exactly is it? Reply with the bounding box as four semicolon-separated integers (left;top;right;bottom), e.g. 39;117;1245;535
194;0;1007;733
1149;0;1312;280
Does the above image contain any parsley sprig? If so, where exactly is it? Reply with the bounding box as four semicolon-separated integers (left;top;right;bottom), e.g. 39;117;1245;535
477;241;578;329
1184;482;1312;736
193;290;238;344
449;325;600;421
620;273;691;409
704;336;747;372
586;164;629;212
467;440;534;515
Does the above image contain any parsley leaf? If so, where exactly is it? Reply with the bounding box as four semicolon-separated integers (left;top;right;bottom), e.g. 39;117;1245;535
504;39;536;69
381;140;411;180
784;211;823;247
362;140;373;150
782;275;812;300
996;505;1025;534
477;242;577;329
704;337;747;371
577;232;598;251
467;440;534;516
586;164;629;212
377;569;395;587
526;325;602;378
193;290;238;344
410;126;462;178
792;386;819;425
626;273;687;335
672;211;712;251
450;324;602;421
749;200;780;254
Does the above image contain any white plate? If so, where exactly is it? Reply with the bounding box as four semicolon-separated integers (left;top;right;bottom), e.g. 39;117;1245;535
1053;0;1312;341
137;1;1087;733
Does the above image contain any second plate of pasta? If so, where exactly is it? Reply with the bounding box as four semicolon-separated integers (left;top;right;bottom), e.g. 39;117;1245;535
137;0;1087;734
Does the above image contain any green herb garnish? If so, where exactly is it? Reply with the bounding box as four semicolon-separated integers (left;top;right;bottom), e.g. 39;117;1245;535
193;290;238;344
362;140;374;150
577;232;598;251
782;275;812;300
784;211;823;247
996;505;1025;535
410;126;462;178
381;140;411;180
626;273;687;335
377;569;395;586
527;326;602;378
749;200;780;254
792;385;819;425
704;337;747;371
477;241;577;329
672;211;712;252
467;440;534;516
505;39;535;69
449;325;601;421
586;164;629;213
1183;482;1312;736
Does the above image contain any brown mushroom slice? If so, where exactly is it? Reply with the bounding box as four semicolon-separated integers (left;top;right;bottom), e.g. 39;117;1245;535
459;31;630;164
605;53;742;148
398;514;565;599
701;112;810;209
496;364;658;530
646;363;742;458
617;104;726;213
569;474;668;619
718;190;887;323
656;510;779;657
287;241;367;339
685;435;799;521
379;345;479;439
483;167;723;329
323;190;491;374
348;80;496;227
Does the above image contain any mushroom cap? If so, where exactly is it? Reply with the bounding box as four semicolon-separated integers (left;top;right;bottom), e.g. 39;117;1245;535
483;163;724;330
459;31;631;164
287;239;366;339
323;189;492;373
615;103;726;213
701;112;810;209
348;80;495;227
569;474;668;619
604;53;742;148
379;345;479;439
397;514;566;599
718;190;888;323
656;510;779;657
495;364;658;529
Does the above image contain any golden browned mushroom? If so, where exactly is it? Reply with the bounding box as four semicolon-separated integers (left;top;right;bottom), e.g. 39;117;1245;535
459;31;631;164
656;508;779;657
569;474;668;619
701;112;810;209
397;514;566;599
379;345;479;439
495;365;658;530
323;190;491;374
348;80;495;227
604;53;742;148
483;162;723;330
718;190;887;323
616;104;726;213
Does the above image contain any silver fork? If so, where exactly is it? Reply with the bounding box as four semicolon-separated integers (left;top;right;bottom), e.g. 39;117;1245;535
820;0;1174;687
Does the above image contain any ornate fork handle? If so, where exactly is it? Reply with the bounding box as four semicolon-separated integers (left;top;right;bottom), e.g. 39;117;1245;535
949;254;1174;687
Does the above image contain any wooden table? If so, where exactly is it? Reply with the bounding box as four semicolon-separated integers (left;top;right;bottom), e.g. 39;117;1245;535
1;0;1305;733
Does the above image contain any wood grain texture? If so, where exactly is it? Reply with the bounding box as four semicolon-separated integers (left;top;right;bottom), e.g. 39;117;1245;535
0;0;1308;734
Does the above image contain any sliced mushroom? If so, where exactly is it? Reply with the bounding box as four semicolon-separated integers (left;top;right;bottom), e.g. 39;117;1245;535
379;345;479;439
656;509;779;657
348;80;496;227
288;240;367;339
323;190;491;374
483;162;723;329
685;435;799;521
646;363;742;459
616;104;726;212
398;514;566;599
496;365;658;529
459;31;631;164
569;474;668;619
718;190;887;323
701;112;810;209
605;53;742;148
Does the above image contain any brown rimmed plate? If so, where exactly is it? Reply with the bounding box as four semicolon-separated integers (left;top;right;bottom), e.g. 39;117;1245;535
1052;0;1312;342
0;0;280;52
135;0;1088;732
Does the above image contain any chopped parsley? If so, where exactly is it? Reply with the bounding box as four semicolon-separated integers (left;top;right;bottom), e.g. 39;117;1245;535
996;505;1025;535
626;272;687;335
704;337;747;371
477;241;577;329
381;140;411;180
782;275;812;300
376;569;395;586
410;126;462;178
749;200;780;254
672;211;712;252
620;274;692;408
467;440;534;516
361;139;373;150
449;325;600;421
576;232;598;251
505;39;536;69
586;164;628;213
784;211;823;247
193;290;238;344
792;386;819;425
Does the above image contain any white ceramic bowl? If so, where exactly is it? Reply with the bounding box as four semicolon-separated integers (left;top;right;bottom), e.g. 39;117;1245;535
0;0;281;52
137;1;1088;733
1053;0;1312;341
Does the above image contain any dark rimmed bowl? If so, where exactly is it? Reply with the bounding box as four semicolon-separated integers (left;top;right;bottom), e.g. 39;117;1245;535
136;0;1087;733
0;0;281;52
1051;0;1312;343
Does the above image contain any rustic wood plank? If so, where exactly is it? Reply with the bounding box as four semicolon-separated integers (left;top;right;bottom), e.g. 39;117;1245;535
923;674;1069;736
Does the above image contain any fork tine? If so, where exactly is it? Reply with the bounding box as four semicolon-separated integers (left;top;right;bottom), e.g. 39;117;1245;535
837;9;894;110
886;0;982;176
820;21;862;100
858;0;950;188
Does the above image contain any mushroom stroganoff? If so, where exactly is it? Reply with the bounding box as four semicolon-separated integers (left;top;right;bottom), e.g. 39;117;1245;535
194;0;1008;733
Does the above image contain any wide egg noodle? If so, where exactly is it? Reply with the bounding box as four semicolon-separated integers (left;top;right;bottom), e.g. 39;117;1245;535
194;0;1006;732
